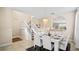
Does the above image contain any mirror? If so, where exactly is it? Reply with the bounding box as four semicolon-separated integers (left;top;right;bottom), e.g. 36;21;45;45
53;16;66;31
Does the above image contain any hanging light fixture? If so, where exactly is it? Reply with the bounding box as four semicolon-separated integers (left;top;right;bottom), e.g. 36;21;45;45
43;18;48;25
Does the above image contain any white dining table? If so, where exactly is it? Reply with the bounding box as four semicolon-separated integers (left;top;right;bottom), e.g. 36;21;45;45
33;28;63;51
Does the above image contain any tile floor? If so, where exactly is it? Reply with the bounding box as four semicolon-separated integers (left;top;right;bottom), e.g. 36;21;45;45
0;39;33;51
0;39;79;51
70;41;79;51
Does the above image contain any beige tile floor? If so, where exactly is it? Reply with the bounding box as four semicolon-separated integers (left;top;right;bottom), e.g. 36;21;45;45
70;41;79;51
0;39;79;51
0;39;33;51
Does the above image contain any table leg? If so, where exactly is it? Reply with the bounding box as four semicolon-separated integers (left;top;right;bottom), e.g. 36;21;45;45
54;41;59;51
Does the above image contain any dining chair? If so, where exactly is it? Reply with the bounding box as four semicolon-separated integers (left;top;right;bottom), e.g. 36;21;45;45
42;35;54;51
31;24;43;50
33;33;43;50
59;33;70;51
51;33;63;51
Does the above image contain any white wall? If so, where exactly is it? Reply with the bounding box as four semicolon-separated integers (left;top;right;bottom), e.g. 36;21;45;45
74;9;79;48
12;10;31;39
0;8;12;47
63;11;75;39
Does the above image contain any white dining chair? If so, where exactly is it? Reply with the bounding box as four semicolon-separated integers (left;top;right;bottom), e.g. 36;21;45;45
51;34;63;51
33;33;43;47
31;24;43;50
59;33;70;51
42;35;54;51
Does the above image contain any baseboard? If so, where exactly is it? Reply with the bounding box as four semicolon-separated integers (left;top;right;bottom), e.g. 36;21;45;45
12;35;23;39
0;43;12;47
12;36;21;39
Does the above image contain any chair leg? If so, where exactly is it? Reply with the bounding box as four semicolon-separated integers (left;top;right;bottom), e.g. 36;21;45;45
40;46;43;51
66;43;70;51
59;43;71;51
35;45;41;51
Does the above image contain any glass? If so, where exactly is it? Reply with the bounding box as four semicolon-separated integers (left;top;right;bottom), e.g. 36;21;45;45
53;15;67;31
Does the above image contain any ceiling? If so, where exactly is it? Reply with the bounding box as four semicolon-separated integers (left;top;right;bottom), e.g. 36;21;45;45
10;7;77;19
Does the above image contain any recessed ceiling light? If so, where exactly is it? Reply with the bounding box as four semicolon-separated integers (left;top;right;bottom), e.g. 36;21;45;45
31;16;35;18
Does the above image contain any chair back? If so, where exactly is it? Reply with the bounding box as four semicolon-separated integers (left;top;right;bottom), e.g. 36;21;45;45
31;24;43;47
42;35;53;50
33;32;43;47
59;32;70;50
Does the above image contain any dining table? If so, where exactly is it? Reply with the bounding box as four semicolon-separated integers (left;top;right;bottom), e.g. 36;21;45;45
33;27;64;51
